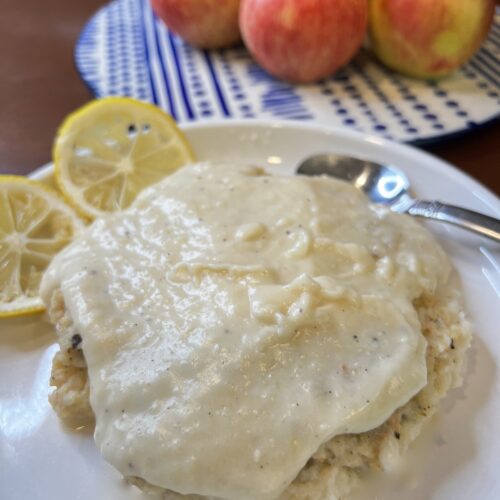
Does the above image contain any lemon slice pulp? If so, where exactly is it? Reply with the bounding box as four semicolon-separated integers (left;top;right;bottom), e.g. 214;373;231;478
0;177;83;317
53;97;195;219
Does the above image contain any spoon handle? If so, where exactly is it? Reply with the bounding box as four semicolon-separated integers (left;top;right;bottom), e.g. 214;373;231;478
407;201;500;243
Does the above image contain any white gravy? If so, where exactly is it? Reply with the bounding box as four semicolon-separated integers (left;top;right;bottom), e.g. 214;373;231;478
41;162;451;500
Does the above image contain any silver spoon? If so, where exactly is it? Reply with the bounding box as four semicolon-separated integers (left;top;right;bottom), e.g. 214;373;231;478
297;154;500;243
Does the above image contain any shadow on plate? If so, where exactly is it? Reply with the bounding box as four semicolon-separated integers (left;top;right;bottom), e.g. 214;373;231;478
0;315;56;352
352;334;496;499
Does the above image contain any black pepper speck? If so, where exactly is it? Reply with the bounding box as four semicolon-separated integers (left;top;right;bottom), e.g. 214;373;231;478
71;334;82;349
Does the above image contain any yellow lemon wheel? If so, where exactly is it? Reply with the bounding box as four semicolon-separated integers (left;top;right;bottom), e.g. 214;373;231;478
53;97;195;219
0;176;83;317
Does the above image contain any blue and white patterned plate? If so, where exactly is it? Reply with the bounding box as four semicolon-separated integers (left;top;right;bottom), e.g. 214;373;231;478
75;0;500;144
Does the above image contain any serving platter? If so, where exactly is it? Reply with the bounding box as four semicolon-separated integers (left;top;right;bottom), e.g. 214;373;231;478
1;121;499;500
75;0;500;144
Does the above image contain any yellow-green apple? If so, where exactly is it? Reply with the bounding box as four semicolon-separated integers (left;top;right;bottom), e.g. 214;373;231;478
368;0;495;79
240;0;368;84
151;0;241;49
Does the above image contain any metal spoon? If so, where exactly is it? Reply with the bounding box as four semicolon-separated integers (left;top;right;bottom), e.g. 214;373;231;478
297;154;500;243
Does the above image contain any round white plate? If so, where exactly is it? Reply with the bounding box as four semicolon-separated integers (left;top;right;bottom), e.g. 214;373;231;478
1;121;499;500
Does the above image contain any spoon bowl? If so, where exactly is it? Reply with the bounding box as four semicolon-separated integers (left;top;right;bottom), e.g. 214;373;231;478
296;153;500;243
297;154;411;208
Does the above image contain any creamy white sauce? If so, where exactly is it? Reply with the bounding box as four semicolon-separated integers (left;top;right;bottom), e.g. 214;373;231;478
41;162;451;500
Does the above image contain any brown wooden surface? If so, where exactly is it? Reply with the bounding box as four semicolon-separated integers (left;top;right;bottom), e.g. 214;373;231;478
1;0;499;194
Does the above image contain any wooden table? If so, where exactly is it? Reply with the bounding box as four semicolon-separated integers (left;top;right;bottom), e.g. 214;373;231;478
1;0;499;194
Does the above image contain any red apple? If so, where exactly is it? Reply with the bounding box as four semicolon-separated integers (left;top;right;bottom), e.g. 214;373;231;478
240;0;368;84
368;0;495;79
151;0;241;49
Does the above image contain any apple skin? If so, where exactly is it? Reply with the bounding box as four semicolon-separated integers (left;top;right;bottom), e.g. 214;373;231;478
368;0;495;79
240;0;368;84
151;0;241;49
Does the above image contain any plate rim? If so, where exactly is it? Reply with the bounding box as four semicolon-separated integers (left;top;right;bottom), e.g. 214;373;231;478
30;119;500;215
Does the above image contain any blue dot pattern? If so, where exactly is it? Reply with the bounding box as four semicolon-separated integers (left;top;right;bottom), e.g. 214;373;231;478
75;0;500;142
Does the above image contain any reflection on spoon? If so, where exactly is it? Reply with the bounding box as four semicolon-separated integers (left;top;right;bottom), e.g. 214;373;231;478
297;154;500;243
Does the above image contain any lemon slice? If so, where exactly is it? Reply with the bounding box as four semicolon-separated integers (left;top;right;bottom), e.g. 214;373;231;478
53;97;195;219
0;176;83;317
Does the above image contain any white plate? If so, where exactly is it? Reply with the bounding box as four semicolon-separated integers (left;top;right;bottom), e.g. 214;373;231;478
1;121;499;500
